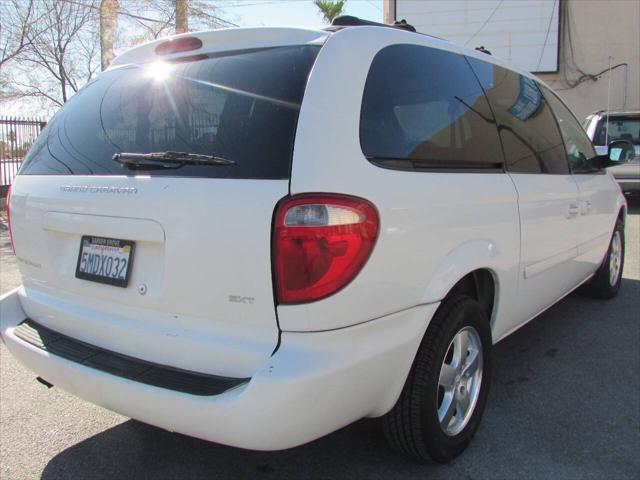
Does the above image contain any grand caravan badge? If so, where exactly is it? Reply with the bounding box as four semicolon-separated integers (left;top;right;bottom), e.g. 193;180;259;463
60;185;138;194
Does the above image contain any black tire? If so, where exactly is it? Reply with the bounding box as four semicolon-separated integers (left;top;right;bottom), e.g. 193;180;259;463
382;295;492;463
583;218;625;299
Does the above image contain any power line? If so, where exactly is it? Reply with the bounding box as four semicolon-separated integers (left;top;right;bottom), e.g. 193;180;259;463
464;0;503;46
59;0;237;27
535;0;557;71
59;0;172;24
221;1;286;7
366;0;382;12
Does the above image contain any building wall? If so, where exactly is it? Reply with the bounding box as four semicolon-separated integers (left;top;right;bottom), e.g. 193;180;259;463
385;0;640;121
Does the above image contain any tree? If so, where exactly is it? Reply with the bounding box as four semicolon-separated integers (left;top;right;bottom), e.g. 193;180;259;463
174;0;189;33
100;0;119;70
117;1;233;44
0;0;51;67
314;0;346;24
1;0;234;116
2;0;99;109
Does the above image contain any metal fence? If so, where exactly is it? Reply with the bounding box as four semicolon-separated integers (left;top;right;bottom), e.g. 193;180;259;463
1;117;47;196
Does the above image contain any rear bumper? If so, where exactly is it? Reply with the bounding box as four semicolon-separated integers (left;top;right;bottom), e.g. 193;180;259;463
0;287;437;450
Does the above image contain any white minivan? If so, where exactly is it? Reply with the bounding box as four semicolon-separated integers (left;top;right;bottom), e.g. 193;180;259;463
0;17;632;463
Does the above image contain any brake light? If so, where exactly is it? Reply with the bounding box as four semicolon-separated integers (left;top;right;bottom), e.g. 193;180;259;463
273;194;379;304
155;37;202;56
6;185;15;255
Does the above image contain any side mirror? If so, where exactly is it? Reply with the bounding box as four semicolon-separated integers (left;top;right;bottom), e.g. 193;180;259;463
607;139;635;164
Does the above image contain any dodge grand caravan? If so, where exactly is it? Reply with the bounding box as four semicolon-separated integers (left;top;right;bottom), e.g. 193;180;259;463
0;17;632;463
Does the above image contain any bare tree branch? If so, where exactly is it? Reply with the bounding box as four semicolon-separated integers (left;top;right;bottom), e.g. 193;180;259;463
5;0;99;106
0;0;54;67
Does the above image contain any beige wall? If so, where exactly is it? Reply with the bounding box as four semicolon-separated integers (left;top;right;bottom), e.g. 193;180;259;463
537;0;640;121
385;0;640;121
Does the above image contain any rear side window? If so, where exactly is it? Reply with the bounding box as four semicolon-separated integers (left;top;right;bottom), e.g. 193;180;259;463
468;58;569;174
360;44;503;171
19;45;320;179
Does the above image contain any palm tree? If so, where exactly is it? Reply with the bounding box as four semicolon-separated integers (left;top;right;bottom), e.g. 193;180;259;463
314;0;346;24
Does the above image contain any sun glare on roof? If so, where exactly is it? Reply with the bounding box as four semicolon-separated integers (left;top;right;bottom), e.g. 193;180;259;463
146;61;172;81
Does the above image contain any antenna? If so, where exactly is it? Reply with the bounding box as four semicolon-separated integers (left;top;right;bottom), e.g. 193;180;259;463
605;55;612;145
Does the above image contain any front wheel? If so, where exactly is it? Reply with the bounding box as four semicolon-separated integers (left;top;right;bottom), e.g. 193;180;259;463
382;295;492;463
583;219;625;299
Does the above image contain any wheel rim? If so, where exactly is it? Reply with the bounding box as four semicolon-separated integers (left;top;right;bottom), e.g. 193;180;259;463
437;326;483;436
609;231;622;286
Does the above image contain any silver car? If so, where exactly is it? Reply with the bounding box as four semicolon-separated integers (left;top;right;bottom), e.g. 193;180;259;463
584;111;640;194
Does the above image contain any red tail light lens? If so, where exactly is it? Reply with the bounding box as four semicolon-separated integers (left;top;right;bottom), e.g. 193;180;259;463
273;194;379;304
6;185;15;255
155;37;202;56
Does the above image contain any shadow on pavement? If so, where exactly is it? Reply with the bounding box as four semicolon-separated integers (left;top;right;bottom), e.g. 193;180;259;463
41;281;640;479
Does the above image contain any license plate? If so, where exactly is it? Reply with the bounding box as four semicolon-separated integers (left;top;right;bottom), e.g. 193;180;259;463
75;236;135;288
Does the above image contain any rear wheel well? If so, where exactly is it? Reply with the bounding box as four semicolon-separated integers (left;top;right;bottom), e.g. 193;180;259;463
447;270;495;324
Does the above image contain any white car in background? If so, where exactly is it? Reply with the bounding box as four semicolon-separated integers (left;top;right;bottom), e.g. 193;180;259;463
584;111;640;194
0;17;632;463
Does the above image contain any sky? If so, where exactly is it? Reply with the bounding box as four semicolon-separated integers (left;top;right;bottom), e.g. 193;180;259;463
221;0;383;28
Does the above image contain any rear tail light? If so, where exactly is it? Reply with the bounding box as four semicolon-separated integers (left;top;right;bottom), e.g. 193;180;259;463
273;194;379;304
6;185;15;255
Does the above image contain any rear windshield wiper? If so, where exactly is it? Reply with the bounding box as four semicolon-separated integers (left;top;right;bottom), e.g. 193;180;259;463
113;151;236;169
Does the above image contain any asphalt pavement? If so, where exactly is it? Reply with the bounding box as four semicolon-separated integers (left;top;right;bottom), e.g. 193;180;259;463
1;200;639;479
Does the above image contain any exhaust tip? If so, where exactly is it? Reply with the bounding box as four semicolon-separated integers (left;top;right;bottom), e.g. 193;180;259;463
36;377;54;389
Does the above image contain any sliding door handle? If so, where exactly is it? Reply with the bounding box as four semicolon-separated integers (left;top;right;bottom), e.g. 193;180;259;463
567;203;580;218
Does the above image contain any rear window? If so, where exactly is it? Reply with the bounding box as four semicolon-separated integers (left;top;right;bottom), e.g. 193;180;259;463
19;45;320;179
594;116;640;146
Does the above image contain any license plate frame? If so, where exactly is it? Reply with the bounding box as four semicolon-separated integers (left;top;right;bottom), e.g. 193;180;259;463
75;236;135;288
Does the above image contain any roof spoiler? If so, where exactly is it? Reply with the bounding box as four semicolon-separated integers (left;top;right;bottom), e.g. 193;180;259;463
329;15;416;33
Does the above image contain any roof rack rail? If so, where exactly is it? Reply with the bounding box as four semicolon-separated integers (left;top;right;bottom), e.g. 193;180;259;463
329;15;416;33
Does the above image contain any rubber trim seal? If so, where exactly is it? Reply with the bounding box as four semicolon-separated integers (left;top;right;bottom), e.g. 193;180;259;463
14;319;248;396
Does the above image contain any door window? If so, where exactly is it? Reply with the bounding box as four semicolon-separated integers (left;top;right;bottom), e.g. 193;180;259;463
539;85;598;173
467;58;569;174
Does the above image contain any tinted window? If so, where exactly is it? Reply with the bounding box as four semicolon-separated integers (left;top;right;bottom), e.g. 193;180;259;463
360;44;503;170
594;116;640;146
19;45;320;179
468;58;569;174
540;85;598;172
